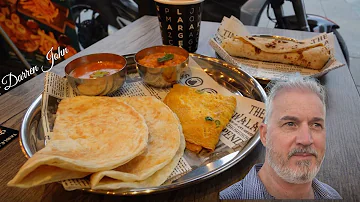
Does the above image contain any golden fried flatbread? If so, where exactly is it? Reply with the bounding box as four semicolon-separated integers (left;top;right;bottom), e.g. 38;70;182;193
92;128;185;190
221;36;330;70
90;96;181;187
164;84;236;152
185;141;202;153
8;96;149;188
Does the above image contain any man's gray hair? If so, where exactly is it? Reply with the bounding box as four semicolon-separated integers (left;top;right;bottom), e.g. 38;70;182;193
264;76;326;124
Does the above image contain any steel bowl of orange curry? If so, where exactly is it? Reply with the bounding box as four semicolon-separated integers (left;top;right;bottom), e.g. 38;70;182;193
135;45;189;88
65;53;127;96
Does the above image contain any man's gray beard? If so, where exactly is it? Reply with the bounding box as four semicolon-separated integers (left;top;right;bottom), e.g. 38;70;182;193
266;140;325;184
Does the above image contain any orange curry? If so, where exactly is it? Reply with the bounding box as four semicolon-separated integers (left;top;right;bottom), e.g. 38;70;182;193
138;52;186;68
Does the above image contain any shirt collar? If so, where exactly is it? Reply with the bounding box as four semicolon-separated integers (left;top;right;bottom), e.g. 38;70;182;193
312;178;341;199
244;163;341;199
242;163;275;199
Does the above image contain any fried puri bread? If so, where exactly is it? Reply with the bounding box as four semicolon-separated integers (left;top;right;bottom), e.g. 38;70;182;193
90;96;182;187
8;96;149;188
164;84;236;152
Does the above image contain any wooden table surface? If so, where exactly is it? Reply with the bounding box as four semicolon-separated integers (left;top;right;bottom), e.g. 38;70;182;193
0;16;359;202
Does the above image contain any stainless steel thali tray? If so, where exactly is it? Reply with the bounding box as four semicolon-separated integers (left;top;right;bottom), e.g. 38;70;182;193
20;53;267;195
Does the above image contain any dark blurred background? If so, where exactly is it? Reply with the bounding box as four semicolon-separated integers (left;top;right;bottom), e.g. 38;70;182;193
136;0;247;22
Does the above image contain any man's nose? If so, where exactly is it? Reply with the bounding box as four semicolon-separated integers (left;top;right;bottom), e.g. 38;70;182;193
296;124;314;146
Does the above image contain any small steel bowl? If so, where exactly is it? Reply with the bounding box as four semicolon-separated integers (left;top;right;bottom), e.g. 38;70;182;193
135;45;189;88
65;53;127;96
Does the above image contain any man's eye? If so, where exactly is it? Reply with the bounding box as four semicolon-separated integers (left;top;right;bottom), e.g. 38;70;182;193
283;122;295;127
312;123;323;129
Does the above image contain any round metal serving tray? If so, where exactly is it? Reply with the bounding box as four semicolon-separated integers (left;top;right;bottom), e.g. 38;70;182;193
20;53;267;195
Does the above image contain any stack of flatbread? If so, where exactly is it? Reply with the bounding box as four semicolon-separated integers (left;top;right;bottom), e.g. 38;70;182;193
8;96;185;190
221;36;330;70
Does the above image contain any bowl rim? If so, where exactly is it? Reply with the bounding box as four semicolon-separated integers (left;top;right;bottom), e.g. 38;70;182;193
65;53;127;80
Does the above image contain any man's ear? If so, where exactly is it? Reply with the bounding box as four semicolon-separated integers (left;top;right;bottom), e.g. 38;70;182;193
259;123;267;147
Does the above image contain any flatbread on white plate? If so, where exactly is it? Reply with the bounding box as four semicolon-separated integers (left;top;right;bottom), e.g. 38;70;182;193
222;36;330;70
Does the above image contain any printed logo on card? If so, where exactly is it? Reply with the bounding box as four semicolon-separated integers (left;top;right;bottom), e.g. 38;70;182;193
197;88;217;94
0;125;19;150
185;77;203;87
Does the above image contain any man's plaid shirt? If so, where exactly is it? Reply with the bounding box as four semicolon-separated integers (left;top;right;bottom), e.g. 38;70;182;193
219;164;342;199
